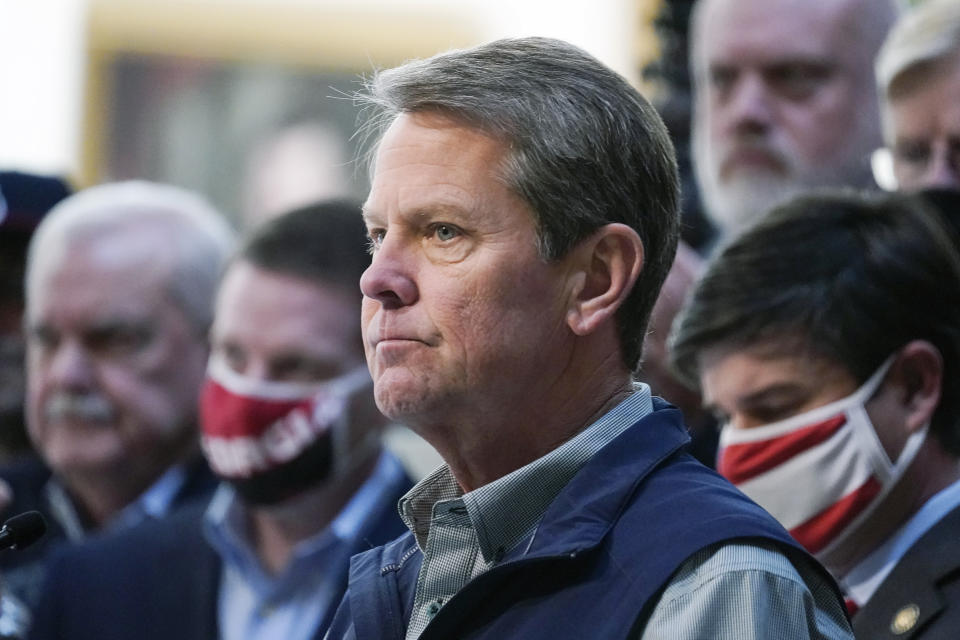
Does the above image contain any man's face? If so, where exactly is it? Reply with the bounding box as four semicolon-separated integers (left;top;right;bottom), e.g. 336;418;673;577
210;260;376;455
699;344;908;460
211;260;365;384
886;58;960;191
692;0;881;234
25;231;208;481
360;112;575;429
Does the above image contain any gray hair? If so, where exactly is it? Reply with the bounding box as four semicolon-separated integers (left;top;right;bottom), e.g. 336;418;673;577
877;0;960;100
27;180;236;332
357;36;680;371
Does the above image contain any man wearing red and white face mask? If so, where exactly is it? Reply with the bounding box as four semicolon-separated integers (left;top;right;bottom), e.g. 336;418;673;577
671;191;960;638
29;202;416;640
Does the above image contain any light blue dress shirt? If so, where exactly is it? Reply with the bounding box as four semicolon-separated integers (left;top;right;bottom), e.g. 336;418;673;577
843;478;960;607
204;452;406;640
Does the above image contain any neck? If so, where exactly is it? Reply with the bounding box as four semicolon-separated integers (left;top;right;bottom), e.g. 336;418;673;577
248;450;379;575
426;355;635;492
824;442;960;578
64;479;146;529
59;440;198;529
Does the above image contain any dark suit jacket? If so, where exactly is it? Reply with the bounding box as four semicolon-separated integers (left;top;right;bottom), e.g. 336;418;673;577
0;455;216;611
27;463;412;640
853;503;960;639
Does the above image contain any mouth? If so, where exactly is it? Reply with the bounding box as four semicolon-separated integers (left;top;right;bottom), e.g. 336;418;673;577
370;336;432;364
43;395;115;424
720;148;785;178
374;337;426;349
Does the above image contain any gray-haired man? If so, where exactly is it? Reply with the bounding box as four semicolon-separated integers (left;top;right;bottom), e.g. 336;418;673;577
326;37;852;640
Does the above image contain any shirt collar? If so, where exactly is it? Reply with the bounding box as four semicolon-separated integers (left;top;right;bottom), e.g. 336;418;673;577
45;463;189;540
204;450;405;587
399;383;653;562
111;464;188;529
843;477;960;606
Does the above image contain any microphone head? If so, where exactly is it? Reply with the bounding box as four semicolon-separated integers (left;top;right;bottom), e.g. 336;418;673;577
1;511;47;550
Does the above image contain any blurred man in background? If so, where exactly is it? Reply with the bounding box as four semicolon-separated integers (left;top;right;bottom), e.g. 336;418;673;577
29;201;412;640
875;0;960;192
0;181;233;611
690;0;898;238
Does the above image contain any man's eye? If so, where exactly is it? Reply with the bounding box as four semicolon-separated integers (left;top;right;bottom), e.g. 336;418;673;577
750;405;800;425
28;326;59;351
708;67;737;95
87;326;152;357
769;63;830;101
894;142;930;166
710;409;731;428
218;344;247;374
432;224;459;242
366;229;386;254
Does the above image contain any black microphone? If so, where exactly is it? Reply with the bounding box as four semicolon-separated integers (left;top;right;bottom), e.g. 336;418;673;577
0;511;47;551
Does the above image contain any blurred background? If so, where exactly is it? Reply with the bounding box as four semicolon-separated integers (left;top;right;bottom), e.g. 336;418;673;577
0;0;682;230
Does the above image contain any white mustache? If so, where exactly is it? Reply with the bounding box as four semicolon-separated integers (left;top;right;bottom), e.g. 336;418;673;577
44;393;115;423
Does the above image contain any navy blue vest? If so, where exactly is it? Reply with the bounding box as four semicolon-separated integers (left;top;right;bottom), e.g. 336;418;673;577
328;401;843;639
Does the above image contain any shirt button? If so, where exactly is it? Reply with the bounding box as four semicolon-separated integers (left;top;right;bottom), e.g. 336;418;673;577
427;598;445;618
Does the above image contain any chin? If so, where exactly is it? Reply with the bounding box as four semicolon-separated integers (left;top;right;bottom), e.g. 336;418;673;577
45;435;123;473
373;375;446;425
706;174;799;232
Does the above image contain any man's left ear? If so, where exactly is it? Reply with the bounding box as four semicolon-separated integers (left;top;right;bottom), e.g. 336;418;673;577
565;223;644;336
889;340;943;433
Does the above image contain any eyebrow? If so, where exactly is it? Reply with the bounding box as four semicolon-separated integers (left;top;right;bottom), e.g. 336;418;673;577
361;206;381;226
362;204;470;227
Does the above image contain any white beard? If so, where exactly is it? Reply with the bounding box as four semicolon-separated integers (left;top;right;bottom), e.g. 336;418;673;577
693;120;878;239
699;167;808;236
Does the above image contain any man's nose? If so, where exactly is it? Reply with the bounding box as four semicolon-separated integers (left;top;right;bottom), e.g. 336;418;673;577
359;234;419;309
724;74;775;135
43;341;97;391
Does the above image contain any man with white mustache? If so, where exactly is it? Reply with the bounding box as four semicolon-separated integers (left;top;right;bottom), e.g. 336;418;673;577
0;181;234;614
690;0;899;239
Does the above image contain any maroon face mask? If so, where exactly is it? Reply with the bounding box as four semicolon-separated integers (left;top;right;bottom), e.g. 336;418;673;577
199;357;371;505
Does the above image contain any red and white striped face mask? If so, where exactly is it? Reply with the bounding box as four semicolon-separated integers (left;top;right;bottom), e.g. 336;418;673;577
716;356;927;559
198;355;372;505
